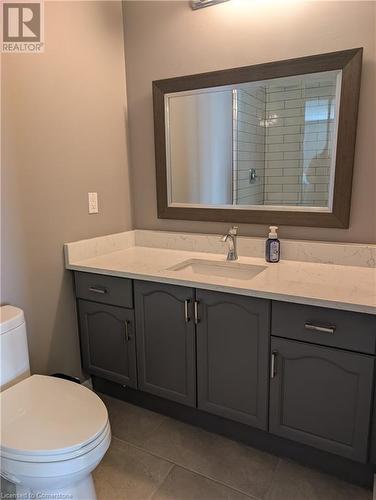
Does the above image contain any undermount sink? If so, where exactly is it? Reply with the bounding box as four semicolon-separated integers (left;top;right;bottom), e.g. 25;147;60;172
168;259;266;281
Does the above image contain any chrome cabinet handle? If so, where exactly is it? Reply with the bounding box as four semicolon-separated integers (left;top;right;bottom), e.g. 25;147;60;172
305;322;336;335
194;301;200;324
124;320;130;342
184;299;190;323
88;286;108;294
271;351;277;379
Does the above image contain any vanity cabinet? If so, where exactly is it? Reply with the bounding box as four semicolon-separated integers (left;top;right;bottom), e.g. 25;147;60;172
134;281;196;407
74;271;376;470
196;290;270;429
78;299;137;388
269;337;375;462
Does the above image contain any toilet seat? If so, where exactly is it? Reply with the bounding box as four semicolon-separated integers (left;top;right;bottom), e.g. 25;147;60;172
0;375;109;463
2;420;111;463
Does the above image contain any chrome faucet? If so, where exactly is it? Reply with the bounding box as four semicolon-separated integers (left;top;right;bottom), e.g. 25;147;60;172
221;226;238;261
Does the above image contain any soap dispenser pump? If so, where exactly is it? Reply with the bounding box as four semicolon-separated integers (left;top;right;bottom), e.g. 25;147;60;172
265;226;280;263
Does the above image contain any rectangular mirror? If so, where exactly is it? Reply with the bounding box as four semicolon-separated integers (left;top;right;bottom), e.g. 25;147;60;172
153;49;362;227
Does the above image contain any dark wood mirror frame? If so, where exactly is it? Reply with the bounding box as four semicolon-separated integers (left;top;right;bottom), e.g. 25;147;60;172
153;48;362;228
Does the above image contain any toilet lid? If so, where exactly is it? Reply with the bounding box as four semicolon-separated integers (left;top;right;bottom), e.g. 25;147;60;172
0;375;109;459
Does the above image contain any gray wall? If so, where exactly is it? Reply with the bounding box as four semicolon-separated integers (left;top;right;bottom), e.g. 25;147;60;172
1;1;133;378
123;0;376;243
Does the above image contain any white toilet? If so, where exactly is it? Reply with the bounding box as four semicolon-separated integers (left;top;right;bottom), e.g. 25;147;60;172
0;305;111;499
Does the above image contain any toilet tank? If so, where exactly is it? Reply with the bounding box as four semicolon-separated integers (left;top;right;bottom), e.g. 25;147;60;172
0;306;30;391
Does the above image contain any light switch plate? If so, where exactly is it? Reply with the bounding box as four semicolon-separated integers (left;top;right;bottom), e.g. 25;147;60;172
88;192;98;214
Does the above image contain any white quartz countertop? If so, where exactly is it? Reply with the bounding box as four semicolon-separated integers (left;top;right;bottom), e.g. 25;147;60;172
65;231;376;315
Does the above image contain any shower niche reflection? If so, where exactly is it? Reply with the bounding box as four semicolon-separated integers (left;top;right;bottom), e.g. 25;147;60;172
154;49;362;227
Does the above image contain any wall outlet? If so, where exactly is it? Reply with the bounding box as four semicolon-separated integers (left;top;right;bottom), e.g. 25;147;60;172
88;192;99;214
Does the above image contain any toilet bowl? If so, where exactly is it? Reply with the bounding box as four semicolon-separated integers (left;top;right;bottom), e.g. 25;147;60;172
1;374;111;499
0;305;111;500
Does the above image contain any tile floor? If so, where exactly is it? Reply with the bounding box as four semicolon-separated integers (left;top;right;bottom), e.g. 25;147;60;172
92;393;373;500
0;393;373;500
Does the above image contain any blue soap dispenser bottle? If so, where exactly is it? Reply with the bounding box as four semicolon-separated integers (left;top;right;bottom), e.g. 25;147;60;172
265;226;280;263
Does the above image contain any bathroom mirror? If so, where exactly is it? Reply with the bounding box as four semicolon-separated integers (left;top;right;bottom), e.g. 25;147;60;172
153;48;362;227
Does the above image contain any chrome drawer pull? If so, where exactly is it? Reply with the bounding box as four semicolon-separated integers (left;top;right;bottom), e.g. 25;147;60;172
304;322;336;335
194;301;200;324
124;320;130;342
271;351;277;379
88;286;108;294
184;299;190;323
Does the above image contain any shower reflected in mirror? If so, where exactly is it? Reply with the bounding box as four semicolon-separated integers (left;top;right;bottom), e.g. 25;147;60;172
166;70;341;212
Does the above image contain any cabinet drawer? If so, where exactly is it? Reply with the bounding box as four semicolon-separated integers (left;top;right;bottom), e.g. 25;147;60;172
272;301;376;354
75;272;133;308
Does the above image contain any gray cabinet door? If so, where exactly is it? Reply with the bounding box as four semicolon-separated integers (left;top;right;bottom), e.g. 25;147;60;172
78;299;137;388
269;337;374;462
371;388;376;464
135;281;196;407
196;290;270;429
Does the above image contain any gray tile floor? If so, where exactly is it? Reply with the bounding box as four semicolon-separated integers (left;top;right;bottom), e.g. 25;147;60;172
94;393;373;500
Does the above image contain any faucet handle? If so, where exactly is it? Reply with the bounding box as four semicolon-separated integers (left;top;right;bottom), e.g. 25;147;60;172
229;226;238;235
